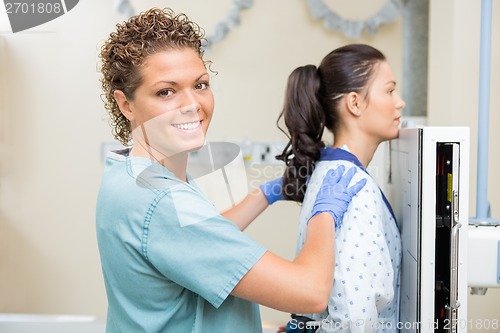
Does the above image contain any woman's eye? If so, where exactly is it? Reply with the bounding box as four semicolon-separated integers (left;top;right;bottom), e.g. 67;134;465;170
196;82;209;90
157;89;173;97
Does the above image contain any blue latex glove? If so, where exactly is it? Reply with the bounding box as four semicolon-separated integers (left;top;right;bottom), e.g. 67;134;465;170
259;177;284;205
310;165;367;228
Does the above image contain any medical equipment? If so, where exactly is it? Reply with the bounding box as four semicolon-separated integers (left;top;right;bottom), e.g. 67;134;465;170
390;2;499;331
391;126;469;333
467;0;500;295
467;0;500;297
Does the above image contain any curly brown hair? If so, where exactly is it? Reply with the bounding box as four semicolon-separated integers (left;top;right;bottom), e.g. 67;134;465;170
98;8;206;145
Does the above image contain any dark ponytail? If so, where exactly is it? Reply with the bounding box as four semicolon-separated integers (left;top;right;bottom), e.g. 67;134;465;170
276;44;386;202
276;65;326;202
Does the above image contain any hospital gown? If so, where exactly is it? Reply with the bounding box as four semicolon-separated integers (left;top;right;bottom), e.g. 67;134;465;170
295;147;402;332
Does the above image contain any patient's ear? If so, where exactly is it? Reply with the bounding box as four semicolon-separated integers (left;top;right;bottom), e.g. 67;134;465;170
345;92;362;117
114;90;134;121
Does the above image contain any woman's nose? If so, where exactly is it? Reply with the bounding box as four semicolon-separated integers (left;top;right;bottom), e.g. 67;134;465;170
179;103;198;113
395;92;406;109
180;90;201;113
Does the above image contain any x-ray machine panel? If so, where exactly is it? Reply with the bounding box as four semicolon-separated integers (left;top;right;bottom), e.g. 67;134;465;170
390;127;469;333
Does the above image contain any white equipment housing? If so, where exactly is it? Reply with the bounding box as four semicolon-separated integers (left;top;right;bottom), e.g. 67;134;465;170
390;127;469;333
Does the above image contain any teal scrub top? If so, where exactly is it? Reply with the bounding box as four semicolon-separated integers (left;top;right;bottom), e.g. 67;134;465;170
96;150;266;332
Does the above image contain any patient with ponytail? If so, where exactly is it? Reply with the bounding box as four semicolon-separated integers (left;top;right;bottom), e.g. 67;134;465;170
277;44;406;332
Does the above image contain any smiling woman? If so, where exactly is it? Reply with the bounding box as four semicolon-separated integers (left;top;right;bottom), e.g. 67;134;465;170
112;48;214;178
95;7;367;333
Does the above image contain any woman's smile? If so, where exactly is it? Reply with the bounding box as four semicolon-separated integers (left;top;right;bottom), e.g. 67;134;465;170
171;120;202;131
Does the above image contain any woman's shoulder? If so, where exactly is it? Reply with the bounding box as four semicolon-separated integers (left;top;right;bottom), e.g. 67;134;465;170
313;160;374;185
312;160;357;179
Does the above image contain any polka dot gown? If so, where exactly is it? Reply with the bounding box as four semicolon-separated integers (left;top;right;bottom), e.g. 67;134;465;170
295;160;402;332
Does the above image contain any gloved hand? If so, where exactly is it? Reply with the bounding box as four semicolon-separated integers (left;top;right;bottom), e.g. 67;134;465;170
259;177;284;205
310;165;367;228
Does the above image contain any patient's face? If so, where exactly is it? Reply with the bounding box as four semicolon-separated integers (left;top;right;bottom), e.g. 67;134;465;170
359;61;405;143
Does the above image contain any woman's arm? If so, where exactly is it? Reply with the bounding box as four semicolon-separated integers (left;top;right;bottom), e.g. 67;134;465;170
230;167;366;314
221;188;269;231
231;211;335;314
222;177;283;230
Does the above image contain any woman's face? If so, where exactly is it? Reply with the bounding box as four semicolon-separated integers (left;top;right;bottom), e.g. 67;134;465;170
359;61;405;142
125;48;214;159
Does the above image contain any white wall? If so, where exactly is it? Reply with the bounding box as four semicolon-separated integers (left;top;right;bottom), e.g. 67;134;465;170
0;0;123;317
0;0;498;328
428;0;500;331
